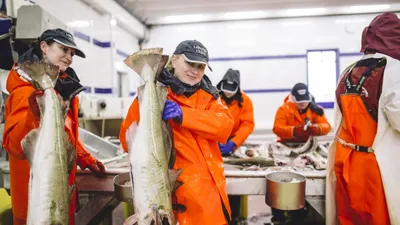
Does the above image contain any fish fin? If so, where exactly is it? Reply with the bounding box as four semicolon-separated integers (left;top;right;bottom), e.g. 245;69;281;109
168;168;183;193
21;128;40;166
151;205;161;225
172;204;187;214
123;214;139;225
123;48;164;82
18;60;60;90
173;180;184;195
137;85;145;105
155;55;170;80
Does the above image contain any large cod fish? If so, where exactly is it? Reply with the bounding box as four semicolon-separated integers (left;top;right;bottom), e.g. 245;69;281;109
16;60;75;225
123;48;183;225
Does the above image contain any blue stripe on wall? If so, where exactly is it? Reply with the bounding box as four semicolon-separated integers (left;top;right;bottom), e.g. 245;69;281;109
73;31;90;43
92;39;111;48
94;88;113;94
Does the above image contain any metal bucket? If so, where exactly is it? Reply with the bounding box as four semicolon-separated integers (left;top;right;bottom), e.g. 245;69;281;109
113;172;133;204
265;171;306;210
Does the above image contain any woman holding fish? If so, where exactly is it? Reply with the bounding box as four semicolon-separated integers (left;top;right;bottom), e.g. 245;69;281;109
326;12;400;225
2;28;105;225
216;68;255;224
273;82;331;144
120;40;234;225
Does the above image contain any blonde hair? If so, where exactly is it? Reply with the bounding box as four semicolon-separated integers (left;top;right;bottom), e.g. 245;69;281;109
164;54;183;74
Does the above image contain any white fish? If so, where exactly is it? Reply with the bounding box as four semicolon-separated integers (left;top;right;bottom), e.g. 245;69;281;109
124;48;183;225
17;60;75;225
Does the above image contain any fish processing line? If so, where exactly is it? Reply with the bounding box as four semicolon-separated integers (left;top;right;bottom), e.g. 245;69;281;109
75;128;332;222
0;127;331;224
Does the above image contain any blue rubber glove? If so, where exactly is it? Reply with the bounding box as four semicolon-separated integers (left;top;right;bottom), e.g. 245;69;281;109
219;140;236;156
162;100;183;124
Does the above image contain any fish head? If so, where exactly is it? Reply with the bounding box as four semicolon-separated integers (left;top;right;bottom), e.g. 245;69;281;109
124;48;169;82
17;60;60;90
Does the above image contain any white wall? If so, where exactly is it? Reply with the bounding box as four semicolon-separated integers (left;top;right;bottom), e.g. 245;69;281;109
144;13;400;130
3;0;140;97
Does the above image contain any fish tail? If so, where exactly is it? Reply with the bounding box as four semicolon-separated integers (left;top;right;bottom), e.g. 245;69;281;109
17;60;59;90
123;48;169;83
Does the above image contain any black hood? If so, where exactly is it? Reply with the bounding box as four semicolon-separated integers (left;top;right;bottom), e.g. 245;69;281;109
216;68;240;89
216;68;244;107
17;46;85;101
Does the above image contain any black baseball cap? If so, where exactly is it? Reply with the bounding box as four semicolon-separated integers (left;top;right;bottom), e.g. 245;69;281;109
291;83;311;103
40;28;86;58
173;40;212;71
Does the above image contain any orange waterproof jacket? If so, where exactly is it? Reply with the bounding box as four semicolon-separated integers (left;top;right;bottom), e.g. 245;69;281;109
120;88;234;225
220;91;255;147
2;66;96;224
273;95;331;143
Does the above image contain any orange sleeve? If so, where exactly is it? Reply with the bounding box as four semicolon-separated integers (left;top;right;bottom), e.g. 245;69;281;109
272;106;294;140
2;86;39;159
119;98;140;152
230;96;255;147
180;97;234;143
313;113;331;135
74;138;96;169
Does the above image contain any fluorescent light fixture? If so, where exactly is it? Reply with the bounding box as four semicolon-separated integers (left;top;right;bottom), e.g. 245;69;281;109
285;7;326;16
67;20;91;28
348;4;390;12
335;18;367;24
223;11;267;20
162;14;205;23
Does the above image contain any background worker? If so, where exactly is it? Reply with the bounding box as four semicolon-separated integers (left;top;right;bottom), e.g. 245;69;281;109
2;28;105;225
216;68;255;225
273;82;331;144
120;40;234;225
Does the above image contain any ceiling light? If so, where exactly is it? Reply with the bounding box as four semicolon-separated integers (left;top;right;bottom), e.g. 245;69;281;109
285;8;326;16
162;14;205;23
223;11;267;20
348;4;390;12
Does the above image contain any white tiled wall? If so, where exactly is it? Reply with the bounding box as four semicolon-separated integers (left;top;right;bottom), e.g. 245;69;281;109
144;13;400;129
2;1;399;130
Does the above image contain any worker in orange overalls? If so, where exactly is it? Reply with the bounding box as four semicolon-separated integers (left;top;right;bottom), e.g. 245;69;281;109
272;82;331;224
273;82;331;144
326;12;400;225
216;68;255;225
119;40;234;225
2;28;106;225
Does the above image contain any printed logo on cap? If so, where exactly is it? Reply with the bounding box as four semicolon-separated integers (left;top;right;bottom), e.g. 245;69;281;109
59;29;74;43
297;89;307;95
194;45;207;57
